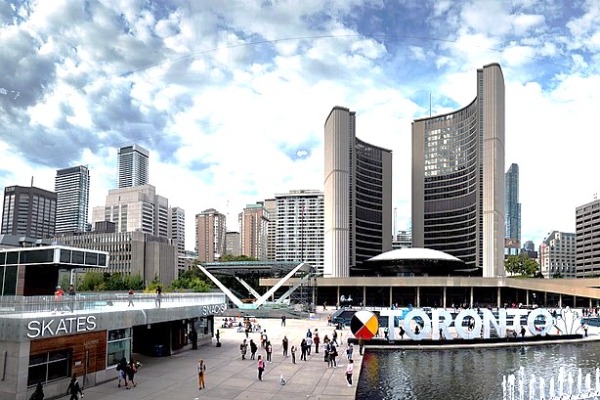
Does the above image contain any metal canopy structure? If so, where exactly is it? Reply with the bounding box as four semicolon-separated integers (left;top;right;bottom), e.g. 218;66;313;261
196;261;316;310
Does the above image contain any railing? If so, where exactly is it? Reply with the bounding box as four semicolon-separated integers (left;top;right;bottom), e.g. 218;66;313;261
0;292;226;316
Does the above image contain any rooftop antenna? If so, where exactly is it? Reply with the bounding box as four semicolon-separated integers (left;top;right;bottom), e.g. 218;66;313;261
31;176;34;187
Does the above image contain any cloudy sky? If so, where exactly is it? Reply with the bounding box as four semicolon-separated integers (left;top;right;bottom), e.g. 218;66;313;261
1;0;599;251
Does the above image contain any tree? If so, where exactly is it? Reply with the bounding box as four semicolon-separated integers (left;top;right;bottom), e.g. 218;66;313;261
78;271;105;291
504;254;540;277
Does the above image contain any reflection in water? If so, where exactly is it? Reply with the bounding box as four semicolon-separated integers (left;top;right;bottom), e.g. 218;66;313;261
356;343;600;400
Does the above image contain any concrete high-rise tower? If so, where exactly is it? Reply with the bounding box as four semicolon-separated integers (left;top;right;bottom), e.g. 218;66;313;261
324;106;393;278
239;203;269;260
275;190;325;274
117;145;149;188
412;63;505;277
505;163;521;255
195;208;226;262
55;165;90;234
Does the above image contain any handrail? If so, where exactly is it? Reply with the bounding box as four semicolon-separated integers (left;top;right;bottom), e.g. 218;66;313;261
0;292;226;316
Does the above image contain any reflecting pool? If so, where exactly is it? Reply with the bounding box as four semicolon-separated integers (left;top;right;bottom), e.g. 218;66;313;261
356;342;600;400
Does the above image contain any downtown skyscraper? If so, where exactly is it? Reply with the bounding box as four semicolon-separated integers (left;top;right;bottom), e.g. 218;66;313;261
195;208;226;263
505;163;521;255
324;106;392;278
1;185;56;239
412;63;505;277
117;145;149;188
55;165;90;234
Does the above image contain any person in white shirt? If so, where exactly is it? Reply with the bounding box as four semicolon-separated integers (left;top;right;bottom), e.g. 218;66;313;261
345;359;354;386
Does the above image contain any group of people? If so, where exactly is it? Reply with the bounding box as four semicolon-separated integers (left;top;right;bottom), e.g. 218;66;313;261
52;284;77;314
116;357;138;389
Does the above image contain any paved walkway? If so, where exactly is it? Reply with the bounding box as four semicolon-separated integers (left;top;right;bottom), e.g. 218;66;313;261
80;309;359;400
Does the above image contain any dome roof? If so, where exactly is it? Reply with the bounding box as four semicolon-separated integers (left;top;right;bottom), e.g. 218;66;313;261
368;247;464;263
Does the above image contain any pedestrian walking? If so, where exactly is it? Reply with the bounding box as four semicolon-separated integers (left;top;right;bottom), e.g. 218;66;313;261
584;323;589;337
67;284;76;312
261;330;268;348
126;359;137;388
345;359;354;386
29;382;44;400
266;341;273;362
346;343;354;361
155;286;162;308
328;343;338;368
215;329;221;346
281;315;286;326
53;286;64;314
291;345;296;364
282;336;289;356
117;357;128;388
332;329;338;345
66;374;83;400
127;288;134;307
306;336;313;355
314;332;320;353
250;339;258;360
257;355;265;381
240;339;248;360
197;359;206;390
300;338;307;361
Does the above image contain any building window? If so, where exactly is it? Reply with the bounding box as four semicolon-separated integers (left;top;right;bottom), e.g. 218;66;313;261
107;328;131;367
28;350;71;386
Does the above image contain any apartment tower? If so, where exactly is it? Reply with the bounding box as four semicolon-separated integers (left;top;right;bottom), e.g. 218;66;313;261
412;63;505;277
55;165;90;234
275;190;325;274
195;208;227;263
324;106;393;277
117;145;149;188
239;203;269;260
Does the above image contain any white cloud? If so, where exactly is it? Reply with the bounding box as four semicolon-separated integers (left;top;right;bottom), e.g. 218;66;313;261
1;0;599;253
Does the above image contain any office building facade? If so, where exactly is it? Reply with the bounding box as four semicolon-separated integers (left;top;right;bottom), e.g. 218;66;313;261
91;184;169;238
57;230;177;284
505;163;521;255
239;203;269;260
195;208;227;263
576;199;600;277
412;63;505;277
225;231;241;256
539;230;576;278
275;190;325;274
392;230;412;249
117;144;149;188
1;186;57;239
324;106;393;277
55;165;90;234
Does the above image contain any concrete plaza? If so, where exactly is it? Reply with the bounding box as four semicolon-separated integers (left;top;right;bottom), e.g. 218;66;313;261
77;309;359;400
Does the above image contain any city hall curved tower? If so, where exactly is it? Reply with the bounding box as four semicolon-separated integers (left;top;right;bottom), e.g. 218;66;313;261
324;106;392;277
412;63;505;277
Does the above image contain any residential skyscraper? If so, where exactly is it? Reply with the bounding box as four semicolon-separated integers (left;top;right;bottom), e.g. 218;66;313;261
505;163;521;255
117;144;149;188
195;208;226;262
324;106;393;277
576;198;600;277
412;63;505;277
1;185;56;239
239;203;269;260
539;231;575;278
169;206;186;273
275;190;325;274
91;184;169;238
55;165;90;234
